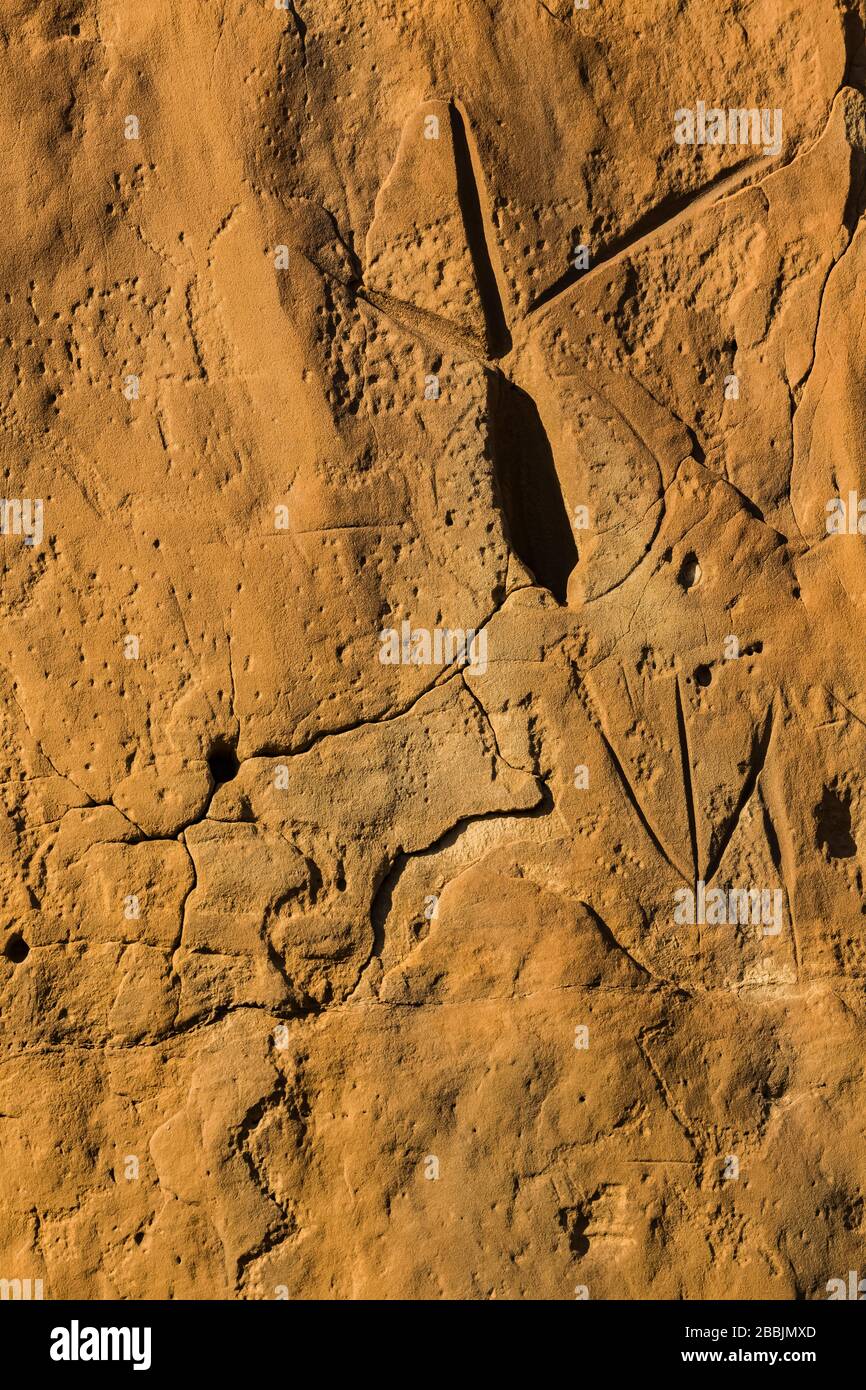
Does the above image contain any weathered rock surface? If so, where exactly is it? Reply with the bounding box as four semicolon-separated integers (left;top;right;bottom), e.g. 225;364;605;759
0;0;865;1300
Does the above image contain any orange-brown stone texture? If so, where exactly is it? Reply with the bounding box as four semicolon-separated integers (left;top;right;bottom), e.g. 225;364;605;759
1;0;865;1300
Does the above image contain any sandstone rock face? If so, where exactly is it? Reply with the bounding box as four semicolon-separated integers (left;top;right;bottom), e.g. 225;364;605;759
0;0;865;1301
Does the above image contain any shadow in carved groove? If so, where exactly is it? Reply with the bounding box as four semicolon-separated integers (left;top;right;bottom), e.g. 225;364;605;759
488;373;577;604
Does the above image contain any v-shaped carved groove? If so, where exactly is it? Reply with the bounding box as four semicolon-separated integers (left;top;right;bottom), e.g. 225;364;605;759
448;101;513;359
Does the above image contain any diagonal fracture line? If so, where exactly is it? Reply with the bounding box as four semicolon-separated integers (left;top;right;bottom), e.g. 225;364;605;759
528;154;776;316
674;673;700;884
449;98;513;357
357;285;489;363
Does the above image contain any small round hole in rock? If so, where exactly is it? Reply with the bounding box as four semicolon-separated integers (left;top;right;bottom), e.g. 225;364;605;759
4;933;30;964
694;664;712;688
678;553;702;589
207;741;239;783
